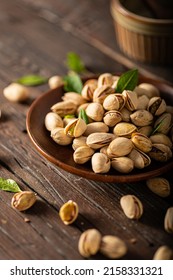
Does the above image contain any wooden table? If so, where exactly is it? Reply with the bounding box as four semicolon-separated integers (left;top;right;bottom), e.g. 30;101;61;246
0;0;173;260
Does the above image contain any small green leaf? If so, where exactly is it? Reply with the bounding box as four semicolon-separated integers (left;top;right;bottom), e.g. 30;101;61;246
16;75;48;86
63;73;83;93
78;109;89;124
150;118;166;135
0;178;22;193
116;69;138;93
66;52;86;73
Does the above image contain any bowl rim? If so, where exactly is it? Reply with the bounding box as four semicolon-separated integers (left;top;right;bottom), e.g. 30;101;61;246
111;0;173;25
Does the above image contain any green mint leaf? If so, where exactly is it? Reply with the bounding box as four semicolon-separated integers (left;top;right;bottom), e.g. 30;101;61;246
16;75;48;86
66;52;86;73
116;69;138;93
63;73;83;93
78;109;89;124
0;178;22;193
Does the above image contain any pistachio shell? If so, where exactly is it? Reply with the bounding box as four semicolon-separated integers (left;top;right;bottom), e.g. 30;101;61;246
120;107;131;122
51;127;73;145
103;94;120;111
78;229;102;258
120;195;143;219
64;118;87;137
153;246;173;260
111;157;134;173
130;109;153;127
72;136;87;150
11;191;37;211
100;235;127;259
62;92;86;106
3;83;29;102
131;133;152;153
128;148;151;169
81;84;97;101
138;126;153;137
122;90;138;111
137;83;160;98
97;73;114;87
48;75;64;89
148;143;172;162
147;97;166;116
59;200;78;225
164;207;173;233
91;152;111;173
51;100;77;117
45;112;63;131
93;85;115;104
154;112;172;134
113;122;137;138
73;145;95;164
86;102;104;121
137;95;149;110
103;110;122;127
150;133;172;148
84;122;109;136
86;132;115;149
146;177;170;197
107;137;133;158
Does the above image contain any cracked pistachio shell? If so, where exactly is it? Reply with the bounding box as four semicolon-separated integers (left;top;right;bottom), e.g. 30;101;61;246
130;109;153;127
137;95;149;110
154;113;172;134
148;143;172;162
45;112;63;131
64;118;87;137
81;84;97;101
150;133;172;149
164;207;173;233
137;83;160;98
51;100;77;117
103;110;122;127
84;122;109;136
97;73;114;87
113;122;137;138
62;92;86;106
122;90;138;111
11;191;37;211
146;177;170;197
147;97;166;116
120;195;143;219
103;94;120;111
131;133;152;153
73;145;95;164
153;246;173;260
86;133;115;149
63;117;77;127
128;148;151;169
107;137;133;158
91;152;111;173
86;102;104;122
100;235;127;259
51;127;73;145
111;157;134;173
93;85;115;104
78;229;102;258
3;83;29;102
72;136;87;150
59;200;78;225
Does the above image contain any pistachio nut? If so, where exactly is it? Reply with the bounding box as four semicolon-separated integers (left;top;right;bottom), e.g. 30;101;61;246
103;94;120;111
78;229;102;258
120;107;131;122
137;83;160;98
103;110;122;127
97;73;114;87
48;75;64;89
11;191;37;211
107;137;133;158
86;132;115;149
64;118;87;137
59;200;78;225
146;177;170;197
131;133;152;153
137;95;149;110
122;90;138;111
73;145;95;164
128;148;151;169
81;84;97;101
150;133;172;149
148;143;172;162
51;100;77;117
72;136;87;150
99;235;127;259
86;102;104;122
120;195;143;219
153;246;173;260
164;207;173;233
91;153;111;173
62;92;86;106
138;126;153;137
51;127;73;145
130;109;153;127
147;97;166;116
84;122;109;136
93;85;114;104
113;122;137;138
100;145;109;156
84;78;98;87
153;112;172;134
111;157;134;173
3;83;29;102
45;112;63;131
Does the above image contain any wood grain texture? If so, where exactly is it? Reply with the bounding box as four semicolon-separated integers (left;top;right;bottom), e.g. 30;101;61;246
0;0;173;260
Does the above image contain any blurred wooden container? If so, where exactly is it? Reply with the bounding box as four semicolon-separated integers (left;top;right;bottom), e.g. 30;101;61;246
110;0;173;64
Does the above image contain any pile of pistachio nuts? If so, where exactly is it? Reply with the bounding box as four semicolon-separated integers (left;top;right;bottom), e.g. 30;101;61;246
45;73;173;174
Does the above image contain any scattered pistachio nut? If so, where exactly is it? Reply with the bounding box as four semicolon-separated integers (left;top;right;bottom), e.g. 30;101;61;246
78;229;102;258
11;191;37;211
99;235;127;259
153;245;173;260
120;195;143;219
59;200;79;225
48;75;64;89
164;207;173;233
44;112;63;131
146;177;170;197
3;83;29;102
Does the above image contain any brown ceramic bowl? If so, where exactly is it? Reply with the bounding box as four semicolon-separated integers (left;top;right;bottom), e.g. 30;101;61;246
110;0;173;64
26;75;173;183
